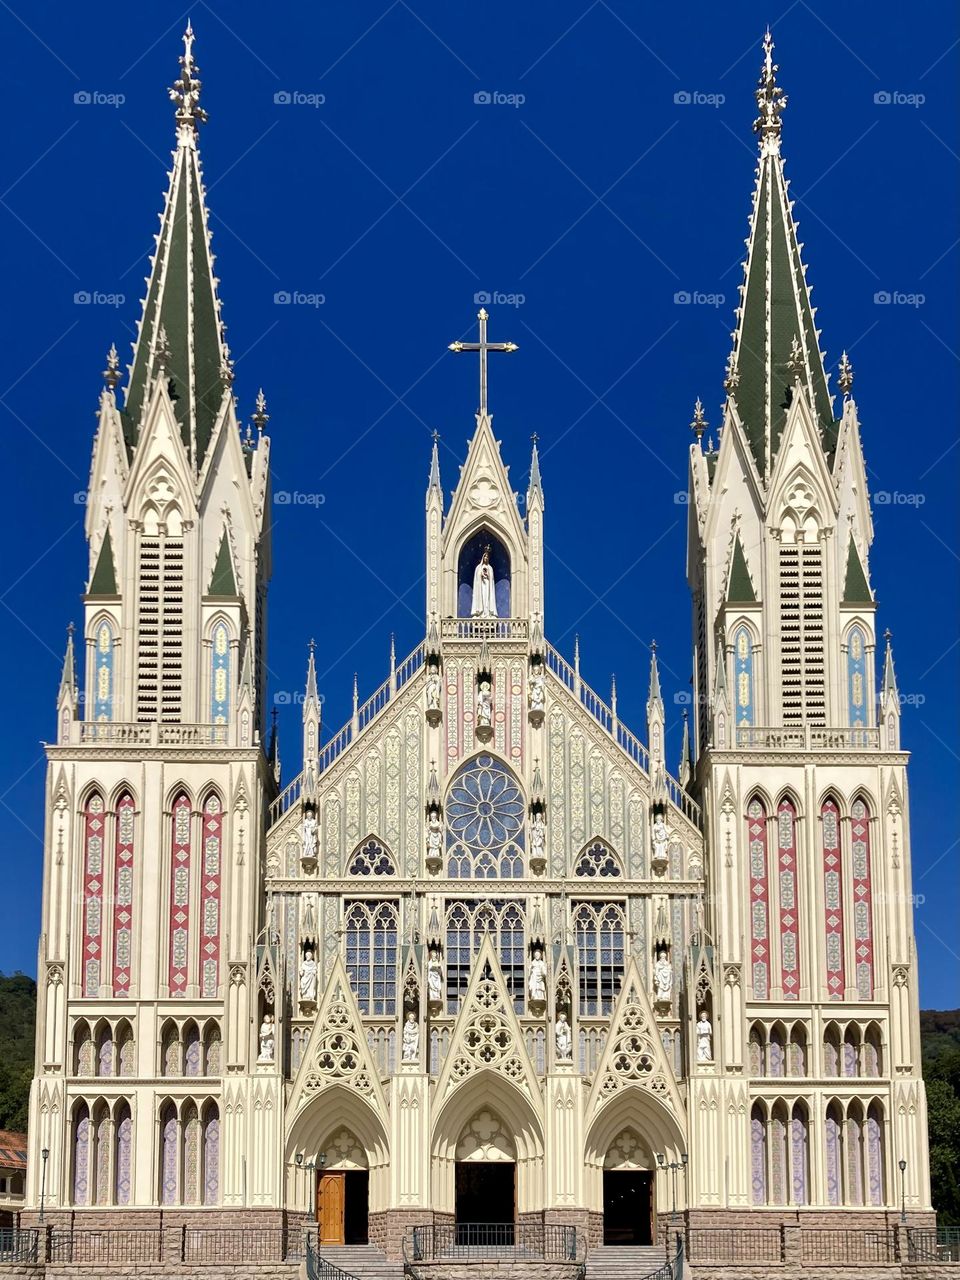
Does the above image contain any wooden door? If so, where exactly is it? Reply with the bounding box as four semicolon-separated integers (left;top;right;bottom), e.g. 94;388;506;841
317;1172;345;1244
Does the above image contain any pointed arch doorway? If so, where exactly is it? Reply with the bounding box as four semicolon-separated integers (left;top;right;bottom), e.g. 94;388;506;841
314;1129;369;1246
454;1109;516;1244
601;1128;655;1246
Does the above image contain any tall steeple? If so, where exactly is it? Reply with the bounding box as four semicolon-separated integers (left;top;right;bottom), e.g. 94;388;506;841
122;23;230;468
726;30;836;479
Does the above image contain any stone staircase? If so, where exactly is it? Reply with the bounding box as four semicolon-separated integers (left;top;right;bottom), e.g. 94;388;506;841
316;1244;403;1280
586;1244;670;1280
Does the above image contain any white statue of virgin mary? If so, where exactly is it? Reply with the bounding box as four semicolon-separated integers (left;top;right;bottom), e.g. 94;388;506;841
470;546;498;619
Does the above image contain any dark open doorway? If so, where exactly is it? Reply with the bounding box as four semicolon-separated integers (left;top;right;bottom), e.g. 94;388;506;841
316;1169;369;1245
344;1170;369;1244
603;1170;654;1245
455;1162;515;1243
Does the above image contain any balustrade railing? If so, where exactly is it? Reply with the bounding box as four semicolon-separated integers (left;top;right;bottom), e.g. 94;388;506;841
736;725;880;751
79;722;230;746
409;1222;579;1261
441;618;529;641
305;1232;363;1280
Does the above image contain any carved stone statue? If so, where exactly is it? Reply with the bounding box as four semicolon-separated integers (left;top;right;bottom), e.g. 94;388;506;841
426;664;442;712
426;812;443;870
258;1013;275;1063
555;1013;572;1061
471;546;498;619
427;951;443;1005
299;951;318;1004
302;811;318;862
530;812;546;869
476;680;493;728
401;1011;420;1062
651;815;669;869
528;949;547;1003
654;951;673;1003
696;1009;713;1062
529;668;545;713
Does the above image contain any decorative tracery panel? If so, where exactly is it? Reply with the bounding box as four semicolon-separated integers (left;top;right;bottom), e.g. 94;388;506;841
199;794;222;998
446;755;525;878
111;794;136;995
93;621;114;722
776;799;800;999
574;840;622;878
733;625;755;727
348;838;396;876
210;623;230;726
81;794;106;998
168;794;192;997
747;798;770;999
847;627;867;727
851;799;875;999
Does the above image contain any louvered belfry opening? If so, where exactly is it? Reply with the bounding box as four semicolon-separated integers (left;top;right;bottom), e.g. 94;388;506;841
136;537;185;722
778;544;825;725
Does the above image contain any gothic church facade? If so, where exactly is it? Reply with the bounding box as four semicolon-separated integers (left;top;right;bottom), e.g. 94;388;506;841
26;28;930;1252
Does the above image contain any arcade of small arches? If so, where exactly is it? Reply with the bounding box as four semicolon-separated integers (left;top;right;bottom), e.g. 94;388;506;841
71;1017;135;1078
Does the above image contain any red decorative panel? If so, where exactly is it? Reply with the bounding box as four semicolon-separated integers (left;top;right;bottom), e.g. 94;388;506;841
446;665;463;766
507;660;524;765
111;793;136;996
822;798;845;999
199;794;223;998
81;795;106;997
168;794;192;996
777;799;800;999
850;799;875;999
747;798;770;999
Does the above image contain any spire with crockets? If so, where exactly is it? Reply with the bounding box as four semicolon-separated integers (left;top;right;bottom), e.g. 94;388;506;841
725;29;836;480
121;23;230;468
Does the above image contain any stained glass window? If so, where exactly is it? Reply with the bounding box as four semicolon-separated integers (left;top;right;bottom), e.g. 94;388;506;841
183;1103;200;1205
348;838;396;876
345;900;398;1015
446;755;525;878
95;1106;110;1205
847;626;867;727
93;621;114;722
73;1104;90;1205
791;1105;809;1205
184;1023;201;1077
750;1107;766;1206
770;1107;788;1204
115;1106;132;1206
445;899;526;1013
203;1106;220;1205
210;623;230;726
825;1106;843;1205
867;1104;885;1206
573;901;626;1016
161;1104;178;1205
733;625;754;728
574;841;621;878
747;798;770;999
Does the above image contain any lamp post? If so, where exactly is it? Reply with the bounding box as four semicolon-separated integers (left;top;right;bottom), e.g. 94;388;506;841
39;1148;49;1224
655;1152;689;1220
898;1158;907;1225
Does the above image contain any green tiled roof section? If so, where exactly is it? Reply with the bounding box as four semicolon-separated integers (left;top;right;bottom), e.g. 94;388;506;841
89;530;117;595
208;531;237;597
736;163;771;471
727;534;757;603
122;177;173;450
843;537;872;604
190;165;223;463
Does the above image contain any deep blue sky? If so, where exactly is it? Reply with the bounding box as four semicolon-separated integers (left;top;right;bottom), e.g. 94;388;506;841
0;3;957;1007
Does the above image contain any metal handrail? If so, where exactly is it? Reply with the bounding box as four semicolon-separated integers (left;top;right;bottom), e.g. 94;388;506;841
0;1229;38;1263
305;1232;363;1280
907;1226;960;1263
408;1222;579;1261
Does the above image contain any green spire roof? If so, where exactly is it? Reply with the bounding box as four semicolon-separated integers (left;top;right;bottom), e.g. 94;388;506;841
727;32;837;476
208;530;237;597
726;533;757;604
842;537;872;604
88;530;117;595
122;27;228;467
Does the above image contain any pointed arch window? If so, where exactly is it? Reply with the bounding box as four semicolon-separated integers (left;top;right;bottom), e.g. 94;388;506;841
202;1103;220;1205
867;1102;885;1205
791;1103;809;1205
851;799;875;999
733;626;755;728
345;900;399;1015
847;626;868;727
210;622;230;728
93;621;114;722
821;798;845;999
112;793;136;996
750;1103;766;1206
73;1103;91;1205
573;901;625;1016
81;793;106;998
348;838;396;876
160;1103;178;1205
199;793;223;998
825;1103;843;1205
776;798;800;999
167;794;193;997
445;899;526;1013
769;1103;788;1204
747;798;770;999
574;840;622;878
115;1104;132;1206
446;755;525;878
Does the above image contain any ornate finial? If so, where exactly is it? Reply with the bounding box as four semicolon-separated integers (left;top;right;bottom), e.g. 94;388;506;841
531;432;539;445
690;397;707;441
787;334;804;378
884;627;892;643
309;637;316;654
432;428;439;444
252;388;269;434
754;28;787;154
724;350;740;393
220;344;235;388
838;350;854;398
170;22;208;138
155;324;172;370
67;620;75;638
448;308;518;418
103;343;121;391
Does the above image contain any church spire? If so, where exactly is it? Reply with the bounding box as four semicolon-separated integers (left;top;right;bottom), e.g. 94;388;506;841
726;30;836;479
527;433;544;505
57;622;77;706
428;430;442;494
122;24;229;468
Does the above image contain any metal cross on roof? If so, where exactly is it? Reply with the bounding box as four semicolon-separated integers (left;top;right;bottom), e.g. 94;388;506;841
448;308;518;417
